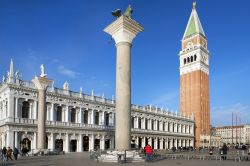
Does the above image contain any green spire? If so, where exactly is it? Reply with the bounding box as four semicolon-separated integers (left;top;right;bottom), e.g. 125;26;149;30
183;2;205;39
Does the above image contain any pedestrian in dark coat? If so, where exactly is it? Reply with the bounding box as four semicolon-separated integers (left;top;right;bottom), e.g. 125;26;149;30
2;147;7;161
13;147;19;160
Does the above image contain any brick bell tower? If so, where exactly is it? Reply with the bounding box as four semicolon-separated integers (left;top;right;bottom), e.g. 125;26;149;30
179;2;210;147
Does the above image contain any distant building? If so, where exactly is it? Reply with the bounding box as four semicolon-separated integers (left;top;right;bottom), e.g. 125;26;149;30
179;2;210;147
213;125;250;145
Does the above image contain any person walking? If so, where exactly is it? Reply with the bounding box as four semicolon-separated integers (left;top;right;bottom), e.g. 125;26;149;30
6;147;13;161
221;143;228;160
2;147;7;161
144;144;153;162
13;147;19;160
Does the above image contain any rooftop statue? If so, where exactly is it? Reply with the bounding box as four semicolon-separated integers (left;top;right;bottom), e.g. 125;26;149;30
40;64;47;77
111;5;133;19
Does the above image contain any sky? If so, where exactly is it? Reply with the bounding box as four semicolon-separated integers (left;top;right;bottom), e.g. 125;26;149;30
0;0;249;127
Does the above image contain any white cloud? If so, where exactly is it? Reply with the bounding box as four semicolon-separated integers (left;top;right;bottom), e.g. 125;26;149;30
57;65;77;79
211;103;250;127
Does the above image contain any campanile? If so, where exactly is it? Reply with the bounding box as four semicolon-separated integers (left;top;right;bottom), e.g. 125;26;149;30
179;2;210;147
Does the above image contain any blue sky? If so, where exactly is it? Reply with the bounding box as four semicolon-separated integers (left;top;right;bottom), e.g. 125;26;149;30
0;0;249;126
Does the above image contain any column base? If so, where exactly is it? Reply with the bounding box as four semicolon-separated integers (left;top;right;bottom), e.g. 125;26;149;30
96;150;144;163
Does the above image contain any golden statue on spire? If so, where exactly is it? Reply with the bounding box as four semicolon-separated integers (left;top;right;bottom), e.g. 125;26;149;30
193;1;196;9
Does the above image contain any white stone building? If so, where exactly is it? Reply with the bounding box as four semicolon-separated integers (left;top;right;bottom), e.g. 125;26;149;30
213;125;250;145
0;60;195;152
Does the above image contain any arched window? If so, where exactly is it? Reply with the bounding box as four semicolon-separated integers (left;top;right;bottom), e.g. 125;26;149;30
184;58;186;64
56;106;62;122
22;101;29;118
187;57;190;63
71;108;76;123
194;54;197;61
191;56;193;62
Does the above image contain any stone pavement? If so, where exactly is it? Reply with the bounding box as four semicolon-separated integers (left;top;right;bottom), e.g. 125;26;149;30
0;152;249;166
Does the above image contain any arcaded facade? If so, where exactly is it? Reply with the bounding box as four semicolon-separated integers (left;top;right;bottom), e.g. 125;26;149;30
0;61;194;152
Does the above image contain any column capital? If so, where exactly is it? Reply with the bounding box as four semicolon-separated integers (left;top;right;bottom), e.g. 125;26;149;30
32;76;53;91
104;16;143;44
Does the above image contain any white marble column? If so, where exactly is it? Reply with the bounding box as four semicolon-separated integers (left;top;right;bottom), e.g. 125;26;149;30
135;136;139;148
79;108;83;124
7;94;15;118
15;98;19;118
33;132;37;150
142;118;146;129
90;110;95;125
29;102;33;119
104;15;143;151
100;135;105;150
33;100;38;119
78;134;83;152
142;137;146;148
65;106;70;123
50;133;55;151
64;133;69;152
50;103;54;121
154;138;158;149
134;117;138;129
32;76;52;149
6;130;14;148
14;131;19;148
89;134;94;151
160;138;163;149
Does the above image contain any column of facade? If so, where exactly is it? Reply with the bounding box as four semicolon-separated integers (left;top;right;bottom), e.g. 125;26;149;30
174;139;177;147
6;130;14;147
50;133;55;151
154;138;158;149
109;113;114;126
148;137;152;146
100;135;105;150
101;111;105;126
141;117;146;129
78;108;83;124
165;138;169;149
141;137;146;148
14;131;19;148
110;135;115;149
64;133;69;152
33;100;37;119
135;136;139;148
159;138;164;149
46;105;50;121
7;93;15;118
29;102;33;119
15;98;19;118
90;110;95;125
134;117;138;128
65;106;69;123
89;134;94;150
78;134;83;152
148;119;152;130
50;103;54;121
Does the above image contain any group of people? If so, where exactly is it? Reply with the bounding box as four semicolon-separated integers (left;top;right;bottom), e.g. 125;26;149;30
1;147;19;162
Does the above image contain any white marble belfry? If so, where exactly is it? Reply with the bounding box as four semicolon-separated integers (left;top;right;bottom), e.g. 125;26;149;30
104;16;143;151
32;76;52;149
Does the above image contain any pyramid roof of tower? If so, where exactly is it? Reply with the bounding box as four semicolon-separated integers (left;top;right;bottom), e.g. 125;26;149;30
183;6;205;39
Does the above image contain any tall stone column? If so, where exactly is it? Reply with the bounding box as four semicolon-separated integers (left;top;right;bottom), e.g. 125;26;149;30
32;76;52;149
104;16;143;151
